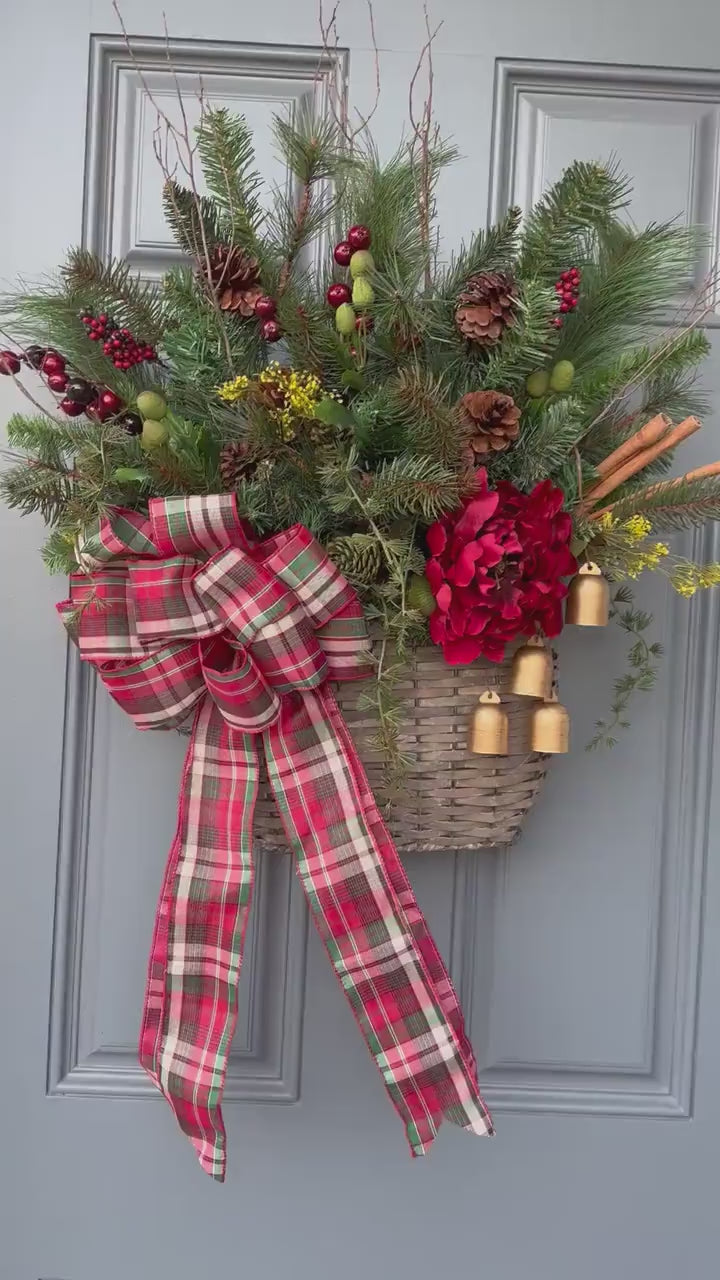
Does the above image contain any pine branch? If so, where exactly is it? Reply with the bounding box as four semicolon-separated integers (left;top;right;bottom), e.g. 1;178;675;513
493;396;588;489
324;450;468;523
385;367;466;465
60;249;166;344
518;159;631;279
163;179;223;258
438;205;522;298
600;475;720;530
555;222;707;371
196;108;266;250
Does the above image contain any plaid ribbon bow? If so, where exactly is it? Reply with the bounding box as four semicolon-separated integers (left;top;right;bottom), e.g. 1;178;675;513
58;494;492;1179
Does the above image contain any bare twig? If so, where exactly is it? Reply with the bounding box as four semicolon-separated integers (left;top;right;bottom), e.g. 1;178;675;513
318;0;380;149
408;5;442;291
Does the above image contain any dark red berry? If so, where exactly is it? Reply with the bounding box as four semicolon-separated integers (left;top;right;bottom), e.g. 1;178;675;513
0;350;21;375
85;401;111;423
327;282;352;309
261;319;282;343
334;240;353;266
98;389;123;415
59;399;85;417
23;345;46;368
41;352;66;376
47;373;69;393
118;411;143;436
347;225;371;251
65;379;96;406
254;295;277;320
569;297;578;309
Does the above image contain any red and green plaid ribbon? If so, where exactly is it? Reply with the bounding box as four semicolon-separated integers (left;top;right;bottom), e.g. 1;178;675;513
58;495;492;1179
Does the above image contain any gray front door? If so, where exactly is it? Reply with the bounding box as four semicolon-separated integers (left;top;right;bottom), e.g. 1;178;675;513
2;2;720;1278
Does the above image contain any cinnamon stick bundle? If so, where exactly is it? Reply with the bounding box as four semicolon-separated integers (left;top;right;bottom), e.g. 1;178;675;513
594;414;671;479
589;459;720;521
580;416;701;513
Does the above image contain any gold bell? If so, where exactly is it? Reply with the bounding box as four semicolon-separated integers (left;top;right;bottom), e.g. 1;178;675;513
469;690;509;755
510;635;552;699
565;562;610;626
530;692;570;754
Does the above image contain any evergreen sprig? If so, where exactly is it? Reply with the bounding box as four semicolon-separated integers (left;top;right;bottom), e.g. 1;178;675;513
587;585;662;749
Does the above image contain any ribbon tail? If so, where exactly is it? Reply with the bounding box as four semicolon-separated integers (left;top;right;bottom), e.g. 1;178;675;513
264;688;493;1156
139;696;258;1181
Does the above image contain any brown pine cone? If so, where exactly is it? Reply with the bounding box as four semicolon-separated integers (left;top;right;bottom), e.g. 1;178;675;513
455;271;519;346
460;390;521;458
203;245;263;316
219;439;257;488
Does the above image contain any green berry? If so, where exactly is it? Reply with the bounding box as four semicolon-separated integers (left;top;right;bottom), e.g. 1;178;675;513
335;303;356;336
140;417;170;450
350;249;375;278
407;572;436;618
526;369;550;398
549;360;575;393
136;390;168;421
352;277;375;308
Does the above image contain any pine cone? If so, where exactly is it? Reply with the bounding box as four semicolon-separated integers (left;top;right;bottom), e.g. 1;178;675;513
326;535;383;585
219;439;257;488
456;271;519;346
203;245;263;316
460;390;520;458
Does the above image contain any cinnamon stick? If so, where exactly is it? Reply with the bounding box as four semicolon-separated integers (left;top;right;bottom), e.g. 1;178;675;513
580;416;701;512
595;414;671;479
590;458;720;520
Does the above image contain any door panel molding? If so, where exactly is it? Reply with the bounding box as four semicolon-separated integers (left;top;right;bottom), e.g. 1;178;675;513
84;33;347;279
490;57;720;322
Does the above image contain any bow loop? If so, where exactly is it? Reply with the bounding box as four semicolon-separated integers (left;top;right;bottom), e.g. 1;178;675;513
200;637;280;733
129;557;224;643
149;494;253;558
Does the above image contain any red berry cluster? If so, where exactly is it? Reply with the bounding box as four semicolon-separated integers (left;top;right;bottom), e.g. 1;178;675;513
552;267;581;328
253;295;282;344
81;313;157;369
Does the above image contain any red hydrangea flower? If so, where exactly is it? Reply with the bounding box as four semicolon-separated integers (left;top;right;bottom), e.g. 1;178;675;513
425;469;577;664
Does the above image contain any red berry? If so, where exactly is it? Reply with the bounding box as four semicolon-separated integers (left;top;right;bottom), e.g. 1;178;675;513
555;282;564;293
334;240;353;266
254;295;277;320
347;225;371;251
98;389;123;414
41;352;66;376
261;319;282;343
552;317;563;329
47;373;69;393
560;302;570;313
563;290;575;302
59;399;85;416
327;282;352;308
85;401;110;423
569;297;578;309
0;350;21;375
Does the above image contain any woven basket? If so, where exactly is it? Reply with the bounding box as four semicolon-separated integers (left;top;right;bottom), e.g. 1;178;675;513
255;643;550;853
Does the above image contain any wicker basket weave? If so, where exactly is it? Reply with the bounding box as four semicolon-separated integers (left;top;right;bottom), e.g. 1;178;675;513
255;643;550;853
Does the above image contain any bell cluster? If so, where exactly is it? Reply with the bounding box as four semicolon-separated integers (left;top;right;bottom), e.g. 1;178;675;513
468;563;610;758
